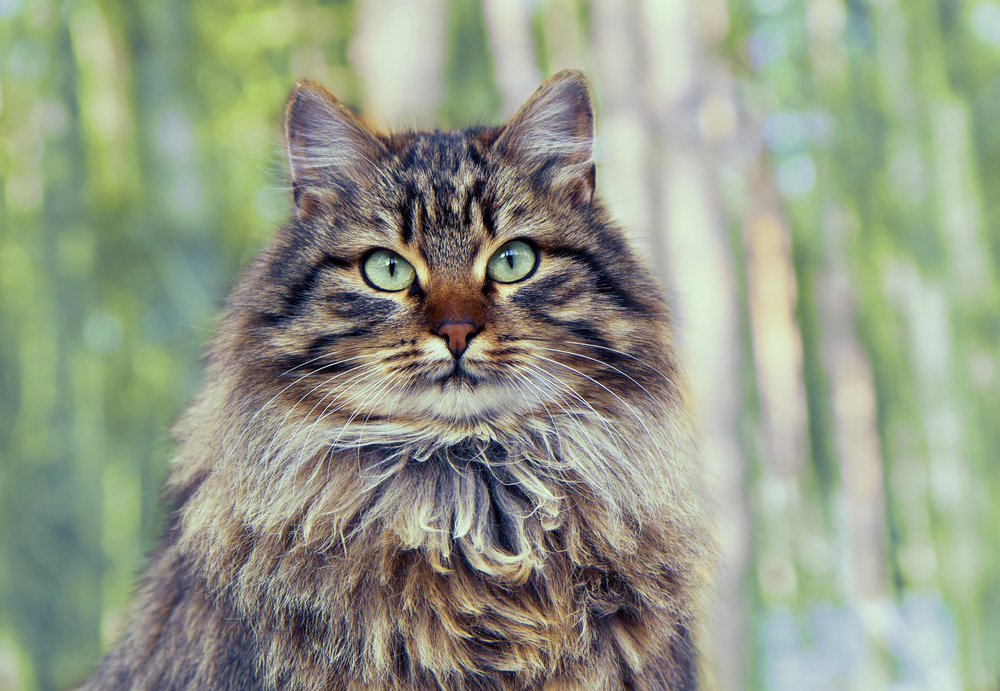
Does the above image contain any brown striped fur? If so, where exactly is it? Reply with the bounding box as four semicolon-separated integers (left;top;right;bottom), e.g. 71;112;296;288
82;71;715;690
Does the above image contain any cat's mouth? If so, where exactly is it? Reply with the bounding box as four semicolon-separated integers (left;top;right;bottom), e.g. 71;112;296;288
391;358;530;421
434;360;483;387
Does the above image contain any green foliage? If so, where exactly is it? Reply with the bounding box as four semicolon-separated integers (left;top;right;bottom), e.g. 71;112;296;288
441;0;501;127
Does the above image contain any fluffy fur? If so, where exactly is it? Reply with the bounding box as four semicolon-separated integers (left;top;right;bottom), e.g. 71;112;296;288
82;71;714;690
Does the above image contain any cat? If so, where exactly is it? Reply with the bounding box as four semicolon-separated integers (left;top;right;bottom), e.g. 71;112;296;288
80;70;714;691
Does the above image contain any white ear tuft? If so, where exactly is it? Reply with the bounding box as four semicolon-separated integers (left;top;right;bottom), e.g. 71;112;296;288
283;80;383;214
496;71;596;205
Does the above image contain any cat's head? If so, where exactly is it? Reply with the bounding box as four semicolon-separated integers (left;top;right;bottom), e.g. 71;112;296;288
220;71;674;440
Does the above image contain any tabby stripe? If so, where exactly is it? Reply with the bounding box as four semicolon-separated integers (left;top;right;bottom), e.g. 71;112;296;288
479;195;496;237
398;186;416;244
280;254;354;321
305;329;373;359
544;246;650;314
464;138;484;166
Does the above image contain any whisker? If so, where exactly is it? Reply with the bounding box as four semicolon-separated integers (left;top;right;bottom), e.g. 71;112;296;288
297;367;386;457
530;354;657;450
383;374;414;427
520;362;633;458
282;366;387;504
510;365;622;494
328;373;398;450
355;374;406;453
244;352;378;439
562;340;674;385
531;346;665;413
506;368;555;435
265;363;379;471
506;367;571;468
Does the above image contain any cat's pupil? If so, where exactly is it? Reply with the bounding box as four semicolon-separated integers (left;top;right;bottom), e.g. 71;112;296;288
388;257;396;277
505;251;515;269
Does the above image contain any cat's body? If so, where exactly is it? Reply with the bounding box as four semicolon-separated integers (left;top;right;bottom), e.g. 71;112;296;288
82;72;714;691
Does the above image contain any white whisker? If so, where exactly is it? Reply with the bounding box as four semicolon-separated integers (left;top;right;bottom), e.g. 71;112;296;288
562;341;674;385
531;346;665;413
521;361;632;458
530;353;658;447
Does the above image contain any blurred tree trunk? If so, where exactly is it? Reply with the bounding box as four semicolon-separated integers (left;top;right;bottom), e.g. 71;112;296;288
585;2;752;689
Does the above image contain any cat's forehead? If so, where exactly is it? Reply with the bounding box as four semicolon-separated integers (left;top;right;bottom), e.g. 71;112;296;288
386;130;494;199
382;129;501;272
390;130;486;170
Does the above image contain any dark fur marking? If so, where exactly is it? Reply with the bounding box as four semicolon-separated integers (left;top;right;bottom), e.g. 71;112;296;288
511;272;577;308
399;185;417;244
480;195;496;237
465;139;484;167
305;330;374;360
282;254;354;319
327;291;397;321
383;350;418;362
669;621;699;691
462;189;474;227
256;311;289;327
464;179;485;228
564;320;613;349
432;180;459;229
483;348;525;358
544;245;651;314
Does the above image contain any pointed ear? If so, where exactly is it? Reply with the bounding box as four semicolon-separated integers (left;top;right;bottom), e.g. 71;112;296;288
495;70;596;206
283;80;384;216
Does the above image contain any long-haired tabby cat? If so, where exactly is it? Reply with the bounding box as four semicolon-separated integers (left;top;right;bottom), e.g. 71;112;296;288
82;71;714;690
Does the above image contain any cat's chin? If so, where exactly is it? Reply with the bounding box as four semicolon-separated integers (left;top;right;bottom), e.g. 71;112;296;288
395;378;530;424
381;358;528;423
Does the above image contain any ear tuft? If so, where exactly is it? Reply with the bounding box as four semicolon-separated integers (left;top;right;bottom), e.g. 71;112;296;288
496;70;596;205
283;80;383;214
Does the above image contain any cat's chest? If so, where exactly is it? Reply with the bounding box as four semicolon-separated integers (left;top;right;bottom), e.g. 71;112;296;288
255;539;654;690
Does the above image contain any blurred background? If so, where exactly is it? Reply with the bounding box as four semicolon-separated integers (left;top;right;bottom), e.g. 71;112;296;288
0;0;998;689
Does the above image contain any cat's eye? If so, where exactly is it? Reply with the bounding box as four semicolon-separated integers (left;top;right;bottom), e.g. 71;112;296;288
486;240;538;283
362;249;416;291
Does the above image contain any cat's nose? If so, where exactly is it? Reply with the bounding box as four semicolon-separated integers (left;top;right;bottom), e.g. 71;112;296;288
434;321;479;358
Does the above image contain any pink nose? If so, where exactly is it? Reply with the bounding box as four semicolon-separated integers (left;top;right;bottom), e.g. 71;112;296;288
435;321;479;358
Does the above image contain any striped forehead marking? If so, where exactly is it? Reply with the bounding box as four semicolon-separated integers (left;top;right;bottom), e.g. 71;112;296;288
389;134;494;272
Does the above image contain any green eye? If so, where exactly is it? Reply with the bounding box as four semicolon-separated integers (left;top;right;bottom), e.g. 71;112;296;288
362;249;416;291
486;240;538;283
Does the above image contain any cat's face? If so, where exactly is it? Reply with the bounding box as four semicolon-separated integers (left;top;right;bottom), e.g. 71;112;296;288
228;72;669;435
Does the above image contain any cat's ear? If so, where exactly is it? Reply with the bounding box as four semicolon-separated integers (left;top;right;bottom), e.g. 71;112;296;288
496;70;596;206
283;80;384;215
